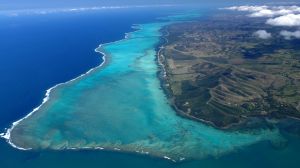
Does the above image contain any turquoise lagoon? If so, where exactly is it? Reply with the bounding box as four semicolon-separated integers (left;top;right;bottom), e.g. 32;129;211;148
6;14;283;161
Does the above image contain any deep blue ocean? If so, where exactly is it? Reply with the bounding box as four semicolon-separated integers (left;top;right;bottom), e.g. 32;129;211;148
1;6;300;168
0;7;175;130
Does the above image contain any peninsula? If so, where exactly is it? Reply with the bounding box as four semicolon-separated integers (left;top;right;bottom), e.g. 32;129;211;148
2;12;280;161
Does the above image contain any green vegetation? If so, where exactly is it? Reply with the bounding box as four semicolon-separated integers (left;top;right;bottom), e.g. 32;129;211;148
160;13;300;128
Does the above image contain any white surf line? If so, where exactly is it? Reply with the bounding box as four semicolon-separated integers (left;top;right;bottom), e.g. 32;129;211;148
134;149;150;155
95;147;104;150
163;156;177;162
113;148;121;151
0;48;105;150
0;57;106;150
0;49;108;150
0;23;147;150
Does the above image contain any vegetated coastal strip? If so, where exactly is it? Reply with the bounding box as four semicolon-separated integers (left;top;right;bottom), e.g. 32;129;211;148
158;13;300;130
157;26;226;129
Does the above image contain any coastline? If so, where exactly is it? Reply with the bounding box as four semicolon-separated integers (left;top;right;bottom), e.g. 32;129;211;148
156;26;218;129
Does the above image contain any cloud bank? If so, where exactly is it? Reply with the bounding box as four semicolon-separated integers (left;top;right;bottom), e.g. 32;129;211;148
253;30;272;39
0;5;175;17
266;14;300;26
224;5;300;27
224;5;300;18
224;5;300;40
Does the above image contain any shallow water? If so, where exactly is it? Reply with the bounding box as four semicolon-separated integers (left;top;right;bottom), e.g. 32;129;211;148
6;12;285;161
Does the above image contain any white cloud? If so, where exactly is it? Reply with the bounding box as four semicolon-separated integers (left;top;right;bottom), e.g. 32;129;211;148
224;6;268;12
253;30;272;39
280;30;300;39
266;14;300;26
224;5;300;18
249;8;295;17
224;5;300;27
249;9;276;17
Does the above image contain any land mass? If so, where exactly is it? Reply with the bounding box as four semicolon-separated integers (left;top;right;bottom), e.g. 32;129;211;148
159;12;300;129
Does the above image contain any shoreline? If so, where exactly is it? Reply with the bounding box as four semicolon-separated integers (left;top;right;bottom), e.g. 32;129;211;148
156;26;225;129
157;26;217;128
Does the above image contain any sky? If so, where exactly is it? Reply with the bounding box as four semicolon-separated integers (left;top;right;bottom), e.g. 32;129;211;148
1;0;295;10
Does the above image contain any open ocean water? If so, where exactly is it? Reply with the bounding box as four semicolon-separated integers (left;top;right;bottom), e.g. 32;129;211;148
1;6;300;168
